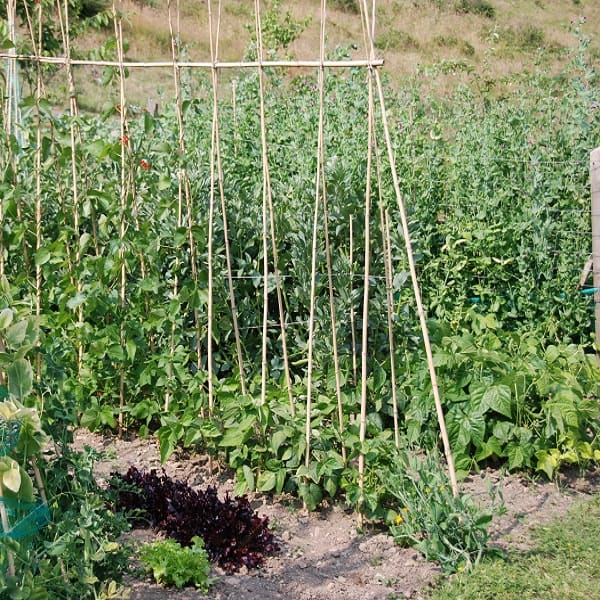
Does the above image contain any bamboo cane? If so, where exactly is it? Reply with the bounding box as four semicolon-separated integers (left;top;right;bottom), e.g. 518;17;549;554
57;0;86;379
357;0;376;526
208;0;248;397
365;21;459;497
349;215;358;384
316;1;346;463
165;0;183;414
254;0;270;407
113;1;128;436
0;53;384;70
383;209;400;448
206;0;217;416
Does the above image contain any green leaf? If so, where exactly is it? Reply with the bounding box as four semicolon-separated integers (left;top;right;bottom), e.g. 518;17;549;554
270;429;288;455
536;449;560;479
17;467;35;502
7;358;33;400
126;339;137;361
507;442;527;470
243;465;255;492
0;459;21;493
34;247;52;266
5;320;28;347
298;482;323;511
0;308;13;330
257;470;277;492
482;384;513;418
86;139;112;159
474;436;503;461
220;415;256;447
67;293;86;310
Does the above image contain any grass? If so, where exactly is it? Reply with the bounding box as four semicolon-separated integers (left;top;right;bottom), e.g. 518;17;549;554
429;495;600;600
70;1;599;91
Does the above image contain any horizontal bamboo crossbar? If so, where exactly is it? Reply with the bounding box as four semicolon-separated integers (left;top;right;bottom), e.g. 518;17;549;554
0;54;384;69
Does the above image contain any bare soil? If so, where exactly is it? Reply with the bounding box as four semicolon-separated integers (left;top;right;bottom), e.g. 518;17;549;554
72;430;600;600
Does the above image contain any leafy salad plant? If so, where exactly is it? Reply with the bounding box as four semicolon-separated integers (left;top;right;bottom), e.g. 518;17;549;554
138;536;214;591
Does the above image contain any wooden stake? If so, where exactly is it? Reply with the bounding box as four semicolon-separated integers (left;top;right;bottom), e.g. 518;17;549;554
316;1;345;462
57;0;85;379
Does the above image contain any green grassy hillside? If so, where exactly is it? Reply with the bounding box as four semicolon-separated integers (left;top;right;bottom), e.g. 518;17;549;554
58;0;599;109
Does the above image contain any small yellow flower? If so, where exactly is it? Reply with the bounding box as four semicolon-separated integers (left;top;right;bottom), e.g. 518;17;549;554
439;485;446;492
395;515;404;525
402;507;409;513
457;565;465;573
424;486;431;494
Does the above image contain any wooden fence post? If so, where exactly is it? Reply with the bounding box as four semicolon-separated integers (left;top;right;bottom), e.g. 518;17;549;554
591;147;600;348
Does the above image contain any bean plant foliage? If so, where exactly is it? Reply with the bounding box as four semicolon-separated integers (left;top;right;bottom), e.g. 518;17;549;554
0;9;599;571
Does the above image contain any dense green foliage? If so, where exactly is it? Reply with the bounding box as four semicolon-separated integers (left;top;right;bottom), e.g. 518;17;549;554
0;284;129;599
0;12;598;528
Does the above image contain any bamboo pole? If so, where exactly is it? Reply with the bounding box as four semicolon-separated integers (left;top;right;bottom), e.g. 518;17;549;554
165;0;183;413
371;63;459;500
303;0;328;496
57;0;86;379
357;65;375;526
373;131;400;448
232;80;238;157
4;0;17;140
113;1;128;435
383;209;400;448
206;0;218;414
356;0;376;525
254;0;271;407
208;1;248;397
32;0;43;385
316;1;346;462
0;54;384;70
375;67;458;496
591;147;600;348
349;215;358;384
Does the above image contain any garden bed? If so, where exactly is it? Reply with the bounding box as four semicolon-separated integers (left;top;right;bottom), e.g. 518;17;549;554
73;429;600;599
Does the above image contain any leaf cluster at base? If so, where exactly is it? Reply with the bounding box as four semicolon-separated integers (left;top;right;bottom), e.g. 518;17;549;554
110;466;279;573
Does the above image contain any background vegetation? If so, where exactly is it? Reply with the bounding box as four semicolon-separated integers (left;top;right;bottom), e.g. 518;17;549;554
1;0;599;594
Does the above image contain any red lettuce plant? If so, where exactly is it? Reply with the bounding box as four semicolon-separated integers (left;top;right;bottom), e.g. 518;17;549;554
110;466;278;573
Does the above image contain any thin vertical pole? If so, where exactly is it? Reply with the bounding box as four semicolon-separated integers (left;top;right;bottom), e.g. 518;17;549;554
383;210;400;448
254;0;270;406
208;0;248;397
317;1;345;462
113;1;128;435
591;148;600;348
349;215;357;384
